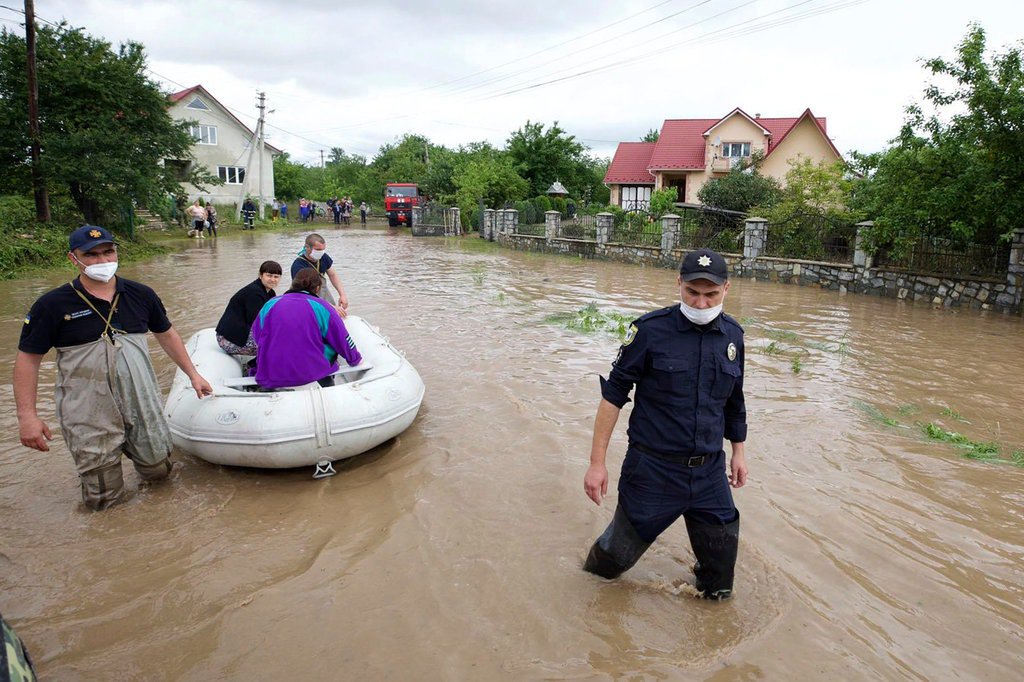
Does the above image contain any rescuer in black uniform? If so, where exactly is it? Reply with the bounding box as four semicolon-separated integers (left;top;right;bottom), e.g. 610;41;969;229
582;248;748;599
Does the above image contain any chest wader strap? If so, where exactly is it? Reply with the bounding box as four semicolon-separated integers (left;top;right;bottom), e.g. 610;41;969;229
72;285;124;344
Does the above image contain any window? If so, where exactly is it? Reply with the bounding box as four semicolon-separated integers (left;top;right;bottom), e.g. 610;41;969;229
164;159;191;181
721;142;751;158
620;185;652;211
186;97;210;110
190;124;217;145
218;166;246;184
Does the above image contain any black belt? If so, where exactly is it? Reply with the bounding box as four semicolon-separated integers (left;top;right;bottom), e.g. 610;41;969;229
631;443;708;467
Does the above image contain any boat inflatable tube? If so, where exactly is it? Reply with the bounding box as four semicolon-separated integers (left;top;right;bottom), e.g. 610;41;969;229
163;316;424;468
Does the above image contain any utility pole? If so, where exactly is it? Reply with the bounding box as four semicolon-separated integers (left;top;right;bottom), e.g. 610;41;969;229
24;0;50;221
256;91;266;219
319;149;324;168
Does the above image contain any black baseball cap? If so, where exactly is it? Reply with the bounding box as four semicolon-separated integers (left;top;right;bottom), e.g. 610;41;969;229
69;225;116;252
679;248;728;285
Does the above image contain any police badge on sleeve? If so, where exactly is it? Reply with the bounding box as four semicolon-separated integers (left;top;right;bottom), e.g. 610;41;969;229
727;342;737;361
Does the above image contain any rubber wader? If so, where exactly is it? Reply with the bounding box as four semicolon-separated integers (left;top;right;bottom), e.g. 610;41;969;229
685;511;740;600
55;333;173;510
584;504;652;579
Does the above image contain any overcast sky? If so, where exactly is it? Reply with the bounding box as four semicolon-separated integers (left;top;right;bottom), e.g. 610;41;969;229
5;0;1023;165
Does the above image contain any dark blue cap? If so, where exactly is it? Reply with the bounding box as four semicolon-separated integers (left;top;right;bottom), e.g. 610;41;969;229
69;225;116;252
679;248;728;285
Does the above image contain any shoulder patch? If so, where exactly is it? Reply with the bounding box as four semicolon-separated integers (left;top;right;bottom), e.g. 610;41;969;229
622;324;638;346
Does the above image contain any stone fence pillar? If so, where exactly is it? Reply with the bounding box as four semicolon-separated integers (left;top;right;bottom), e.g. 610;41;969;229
545;210;560;241
412;206;422;228
502;209;519;235
660;213;680;258
596;212;613;246
448;207;461;236
854;221;874;269
743;217;767;260
483;209;496;240
1006;227;1024;314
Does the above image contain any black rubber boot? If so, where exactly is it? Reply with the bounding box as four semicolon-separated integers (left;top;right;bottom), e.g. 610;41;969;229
584;504;651;579
685;512;740;600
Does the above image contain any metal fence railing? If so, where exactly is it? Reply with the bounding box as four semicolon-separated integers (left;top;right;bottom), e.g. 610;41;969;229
763;212;857;262
876;237;1009;277
515;222;546;237
559;215;597;240
611;211;661;247
675;204;746;253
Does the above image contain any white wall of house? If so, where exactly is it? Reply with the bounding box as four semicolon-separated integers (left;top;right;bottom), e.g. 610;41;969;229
167;91;277;208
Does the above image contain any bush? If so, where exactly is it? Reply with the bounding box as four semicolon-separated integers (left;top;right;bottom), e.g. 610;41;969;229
533;195;552;212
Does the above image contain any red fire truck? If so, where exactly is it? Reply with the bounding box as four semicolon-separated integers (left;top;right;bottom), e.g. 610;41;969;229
384;183;420;227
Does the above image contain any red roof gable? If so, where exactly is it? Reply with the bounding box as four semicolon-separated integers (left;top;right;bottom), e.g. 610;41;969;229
603;142;656;184
168;85;283;154
762;108;840;160
648;119;720;170
606;109;836;179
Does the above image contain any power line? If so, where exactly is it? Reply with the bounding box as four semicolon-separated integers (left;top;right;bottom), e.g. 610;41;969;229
480;0;864;101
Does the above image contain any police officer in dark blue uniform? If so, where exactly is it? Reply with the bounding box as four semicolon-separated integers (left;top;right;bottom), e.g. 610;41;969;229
583;248;748;599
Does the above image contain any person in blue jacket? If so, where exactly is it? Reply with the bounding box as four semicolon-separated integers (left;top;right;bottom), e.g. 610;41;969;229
582;248;748;600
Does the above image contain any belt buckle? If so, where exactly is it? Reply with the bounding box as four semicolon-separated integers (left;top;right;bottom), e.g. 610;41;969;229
686;455;705;467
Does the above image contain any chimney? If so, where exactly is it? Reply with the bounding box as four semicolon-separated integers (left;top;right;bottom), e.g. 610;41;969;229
755;113;761;119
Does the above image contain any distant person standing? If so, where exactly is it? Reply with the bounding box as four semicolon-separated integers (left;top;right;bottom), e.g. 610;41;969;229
187;199;207;238
299;198;309;223
272;198;280;222
280;200;288;221
241;197;257;230
205;201;218;237
359;201;368;225
332;198;342;225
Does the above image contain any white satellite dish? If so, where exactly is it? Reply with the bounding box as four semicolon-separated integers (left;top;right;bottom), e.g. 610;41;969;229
713;136;721;147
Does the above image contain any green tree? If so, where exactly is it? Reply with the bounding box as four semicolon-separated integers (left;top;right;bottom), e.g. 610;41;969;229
753;157;858;221
372;133;430;185
856;24;1024;252
648;187;678;219
697;152;781;213
506;120;591;197
272;152;310;200
0;24;215;224
641;128;660;142
453;156;528;215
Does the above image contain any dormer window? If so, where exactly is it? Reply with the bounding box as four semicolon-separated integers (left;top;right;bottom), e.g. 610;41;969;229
186;97;210;110
721;142;751;158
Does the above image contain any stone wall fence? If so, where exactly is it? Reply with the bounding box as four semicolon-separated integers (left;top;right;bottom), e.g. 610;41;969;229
489;208;1024;314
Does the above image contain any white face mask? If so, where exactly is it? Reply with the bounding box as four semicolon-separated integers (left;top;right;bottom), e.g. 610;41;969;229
309;248;326;261
680;301;722;325
80;260;118;283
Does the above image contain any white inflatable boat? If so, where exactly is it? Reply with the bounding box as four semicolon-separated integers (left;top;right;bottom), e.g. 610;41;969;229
163;316;424;472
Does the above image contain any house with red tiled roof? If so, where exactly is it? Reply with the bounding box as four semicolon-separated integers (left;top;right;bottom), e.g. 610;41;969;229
166;85;282;207
604;107;842;209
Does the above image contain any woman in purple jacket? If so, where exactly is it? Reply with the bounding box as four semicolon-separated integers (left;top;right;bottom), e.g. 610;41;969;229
251;269;362;389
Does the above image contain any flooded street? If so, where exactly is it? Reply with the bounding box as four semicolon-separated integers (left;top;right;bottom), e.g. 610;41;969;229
1;228;1022;680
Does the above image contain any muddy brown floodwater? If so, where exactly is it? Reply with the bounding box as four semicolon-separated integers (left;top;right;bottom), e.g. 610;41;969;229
1;228;1022;680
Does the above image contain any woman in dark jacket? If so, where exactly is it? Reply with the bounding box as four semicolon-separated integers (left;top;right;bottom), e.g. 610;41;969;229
215;260;281;354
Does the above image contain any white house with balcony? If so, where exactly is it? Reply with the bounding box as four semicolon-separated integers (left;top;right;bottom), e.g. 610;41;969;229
166;84;280;207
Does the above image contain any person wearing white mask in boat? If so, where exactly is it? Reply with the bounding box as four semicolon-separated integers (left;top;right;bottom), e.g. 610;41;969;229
582;247;748;600
13;225;213;511
290;233;349;317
